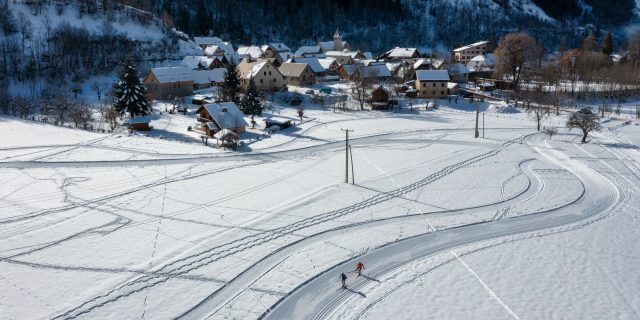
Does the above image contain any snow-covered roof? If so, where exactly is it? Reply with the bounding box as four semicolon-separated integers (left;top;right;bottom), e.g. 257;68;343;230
325;50;352;57
387;47;418;58
447;82;458;89
148;67;194;83
416;70;450;81
413;59;431;69
194;36;224;46
199;102;248;130
204;45;224;56
295;46;325;57
191;68;226;84
214;128;239;140
431;59;446;69
363;52;373;59
453;41;489;52
148;67;225;84
237;46;264;59
264;116;293;125
317;58;337;69
237;59;281;80
362;64;391;77
278;51;294;62
448;63;470;74
128;116;151;124
269;43;291;52
292;58;326;73
279;63;310;77
181;56;215;69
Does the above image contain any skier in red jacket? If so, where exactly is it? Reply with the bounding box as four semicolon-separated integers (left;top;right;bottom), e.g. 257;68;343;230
356;261;365;276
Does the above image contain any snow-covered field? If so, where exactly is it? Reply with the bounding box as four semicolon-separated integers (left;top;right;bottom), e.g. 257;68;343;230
1;101;639;320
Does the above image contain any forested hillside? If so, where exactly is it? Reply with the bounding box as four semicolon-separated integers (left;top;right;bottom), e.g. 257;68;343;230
120;0;638;51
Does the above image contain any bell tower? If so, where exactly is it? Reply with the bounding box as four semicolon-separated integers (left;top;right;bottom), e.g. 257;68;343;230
334;29;343;51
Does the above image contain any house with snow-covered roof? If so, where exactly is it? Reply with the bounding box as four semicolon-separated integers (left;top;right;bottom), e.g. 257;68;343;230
278;62;316;86
448;63;470;83
196;102;248;137
143;67;228;99
262;43;294;64
466;54;496;71
378;47;420;61
237;46;264;60
453;41;489;64
181;56;224;70
194;36;224;49
294;46;325;58
415;70;450;98
143;67;194;99
237;59;286;92
291;57;327;76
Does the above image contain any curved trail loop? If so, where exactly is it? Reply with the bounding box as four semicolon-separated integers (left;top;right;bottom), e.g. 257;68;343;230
261;133;620;320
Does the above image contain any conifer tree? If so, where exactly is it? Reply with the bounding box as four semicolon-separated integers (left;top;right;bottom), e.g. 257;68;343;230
222;62;241;104
112;64;150;117
241;78;262;128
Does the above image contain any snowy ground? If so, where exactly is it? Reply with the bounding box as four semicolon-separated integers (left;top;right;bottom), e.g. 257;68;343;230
1;98;639;320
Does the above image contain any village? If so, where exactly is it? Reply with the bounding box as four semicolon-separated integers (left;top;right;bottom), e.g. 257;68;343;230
134;31;505;149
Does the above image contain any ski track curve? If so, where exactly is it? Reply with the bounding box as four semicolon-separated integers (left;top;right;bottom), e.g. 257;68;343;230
259;133;620;320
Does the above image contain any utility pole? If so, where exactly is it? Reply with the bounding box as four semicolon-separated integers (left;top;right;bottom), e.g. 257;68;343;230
341;128;353;183
474;101;480;138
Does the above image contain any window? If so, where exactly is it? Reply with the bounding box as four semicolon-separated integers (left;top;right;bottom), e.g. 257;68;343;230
441;83;445;87
269;71;272;75
273;79;276;83
432;83;436;87
260;79;263;83
264;72;266;76
441;91;444;95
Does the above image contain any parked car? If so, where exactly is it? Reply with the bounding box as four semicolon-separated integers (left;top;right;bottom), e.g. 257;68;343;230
305;89;315;94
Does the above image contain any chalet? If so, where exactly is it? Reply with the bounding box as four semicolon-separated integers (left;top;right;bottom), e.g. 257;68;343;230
204;45;226;57
415;70;450;98
194;36;224;49
143;67;193;100
337;63;391;81
413;59;431;71
294;46;325;58
278;62;316;86
318;29;350;52
453;41;489;64
448;63;470;83
431;59;447;70
196;102;248;137
291;57;327;76
318;58;340;73
143;67;227;99
181;56;224;70
370;86;390;110
237;59;286;92
466;54;495;71
325;51;354;65
237;46;264;60
378;47;420;61
127;116;151;131
262;43;294;63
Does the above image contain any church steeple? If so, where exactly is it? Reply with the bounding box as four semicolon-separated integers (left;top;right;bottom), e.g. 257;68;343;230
333;29;343;51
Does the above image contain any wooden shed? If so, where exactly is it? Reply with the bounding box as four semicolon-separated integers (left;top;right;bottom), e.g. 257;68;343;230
370;86;390;110
128;116;151;131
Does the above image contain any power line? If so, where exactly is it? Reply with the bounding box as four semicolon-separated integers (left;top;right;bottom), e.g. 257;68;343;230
340;128;353;184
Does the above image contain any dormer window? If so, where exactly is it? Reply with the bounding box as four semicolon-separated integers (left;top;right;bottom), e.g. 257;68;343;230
221;107;228;112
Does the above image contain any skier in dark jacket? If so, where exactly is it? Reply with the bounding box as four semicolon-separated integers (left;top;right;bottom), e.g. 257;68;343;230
340;272;347;288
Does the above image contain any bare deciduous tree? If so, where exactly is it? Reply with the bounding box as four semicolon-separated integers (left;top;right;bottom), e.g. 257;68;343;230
494;32;537;88
69;102;92;128
91;82;107;101
566;108;601;143
543;126;558;140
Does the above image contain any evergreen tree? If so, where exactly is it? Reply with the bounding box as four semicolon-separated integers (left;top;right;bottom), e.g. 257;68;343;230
221;62;241;104
240;78;262;128
601;31;614;56
112;64;151;117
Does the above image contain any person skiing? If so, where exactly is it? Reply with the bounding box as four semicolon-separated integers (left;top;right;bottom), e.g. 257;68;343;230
340;272;347;288
356;261;365;276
